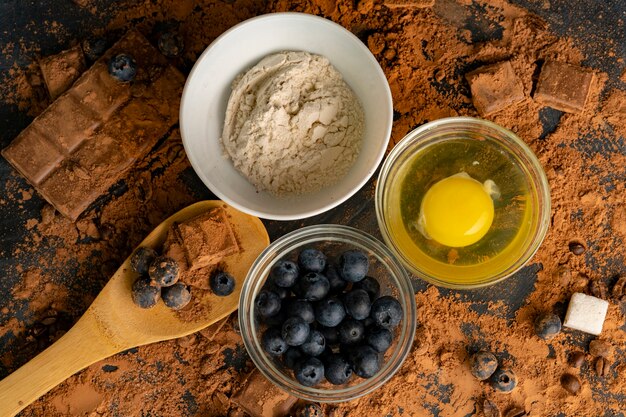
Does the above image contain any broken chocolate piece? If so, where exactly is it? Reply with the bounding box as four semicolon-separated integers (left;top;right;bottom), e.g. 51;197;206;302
38;45;86;99
175;208;240;271
231;369;297;417
466;61;525;116
2;30;184;221
534;61;593;113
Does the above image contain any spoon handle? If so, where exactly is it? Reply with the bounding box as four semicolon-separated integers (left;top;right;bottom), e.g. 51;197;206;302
0;311;123;416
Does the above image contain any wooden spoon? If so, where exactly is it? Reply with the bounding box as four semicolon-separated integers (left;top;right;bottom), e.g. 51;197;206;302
0;201;269;417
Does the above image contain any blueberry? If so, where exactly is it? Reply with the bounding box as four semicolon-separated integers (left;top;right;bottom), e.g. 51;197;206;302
295;357;325;387
301;329;326;356
82;37;108;62
264;305;288;327
325;265;348;293
148;256;180;287
271;260;299;288
264;281;290;299
255;290;282;317
320;326;339;346
162;283;191;310
294;272;330;301
339;250;369;282
108;53;137;82
338;318;365;345
294;403;324;417
353;276;381;300
315;297;346;327
324;353;353;385
350;345;380;378
366;326;393;353
469;351;498;380
284;347;304;370
210;271;235;296
298;249;327;272
534;313;562;340
130;247;157;275
282;317;310;346
262;327;288;356
370;296;402;329
131;275;160;308
360;317;375;328
490;368;518;393
287;299;315;324
157;31;184;57
343;289;371;320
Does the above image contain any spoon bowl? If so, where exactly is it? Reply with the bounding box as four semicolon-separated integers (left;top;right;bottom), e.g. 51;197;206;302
0;200;269;417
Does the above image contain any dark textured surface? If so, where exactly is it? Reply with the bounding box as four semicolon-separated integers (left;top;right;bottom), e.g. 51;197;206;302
0;0;624;414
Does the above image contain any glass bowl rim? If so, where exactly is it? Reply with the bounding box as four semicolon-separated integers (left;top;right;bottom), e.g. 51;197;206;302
238;224;417;402
375;116;551;289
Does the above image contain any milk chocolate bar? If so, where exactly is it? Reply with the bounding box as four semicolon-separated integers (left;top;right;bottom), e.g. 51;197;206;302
2;30;184;220
175;208;239;272
466;61;525;116
231;369;297;417
534;60;593;113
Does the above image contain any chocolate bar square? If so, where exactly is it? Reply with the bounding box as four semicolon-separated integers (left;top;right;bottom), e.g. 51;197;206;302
38;45;86;99
175;208;239;271
534;61;593;113
2;29;184;220
231;369;297;417
466;61;525;116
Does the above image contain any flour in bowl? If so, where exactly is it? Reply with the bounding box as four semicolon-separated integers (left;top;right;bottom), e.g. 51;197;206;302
220;51;365;196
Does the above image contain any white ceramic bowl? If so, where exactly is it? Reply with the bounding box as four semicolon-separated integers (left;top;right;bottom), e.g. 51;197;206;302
180;12;393;220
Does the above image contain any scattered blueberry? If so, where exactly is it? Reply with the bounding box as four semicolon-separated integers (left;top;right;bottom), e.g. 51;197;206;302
295;357;325;387
350;345;380;378
148;256;179;287
324;353;353;385
325;265;348;293
284;347;304;370
271;260;299;288
210;271;235;296
366;326;393;353
469;351;498;380
338;318;365;345
287;299;315;324
534;313;562;340
370;296;403;329
319;326;339;345
353;276;381;300
298;248;327;272
490;368;518;393
82;37;107;62
157;31;184;57
130;247;157;275
131;275;160;308
294;403;324;417
161;283;191;310
262;327;288;356
315;297;346;327
343;289;371;320
339;250;369;282
295;272;330;301
255;290;282;317
282;317;310;346
108;53;137;82
301;329;326;356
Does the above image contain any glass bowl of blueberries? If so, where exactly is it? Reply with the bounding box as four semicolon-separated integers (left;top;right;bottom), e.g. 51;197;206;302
239;224;416;402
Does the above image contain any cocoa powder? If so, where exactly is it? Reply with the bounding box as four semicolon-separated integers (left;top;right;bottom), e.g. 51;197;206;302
0;0;624;416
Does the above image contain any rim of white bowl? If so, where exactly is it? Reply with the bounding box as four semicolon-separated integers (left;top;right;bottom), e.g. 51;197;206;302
179;12;393;221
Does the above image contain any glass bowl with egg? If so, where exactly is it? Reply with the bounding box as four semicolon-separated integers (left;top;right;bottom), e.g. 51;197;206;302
239;225;416;402
375;117;550;289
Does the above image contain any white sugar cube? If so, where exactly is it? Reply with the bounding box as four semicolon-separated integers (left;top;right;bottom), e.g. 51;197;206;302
563;292;609;335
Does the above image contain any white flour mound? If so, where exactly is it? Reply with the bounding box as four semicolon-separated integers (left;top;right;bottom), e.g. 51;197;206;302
220;51;365;196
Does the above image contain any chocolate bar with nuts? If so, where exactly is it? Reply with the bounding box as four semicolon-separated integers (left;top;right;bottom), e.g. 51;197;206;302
2;29;184;220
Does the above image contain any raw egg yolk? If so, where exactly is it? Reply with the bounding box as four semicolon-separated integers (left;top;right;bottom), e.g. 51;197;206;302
418;173;495;247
